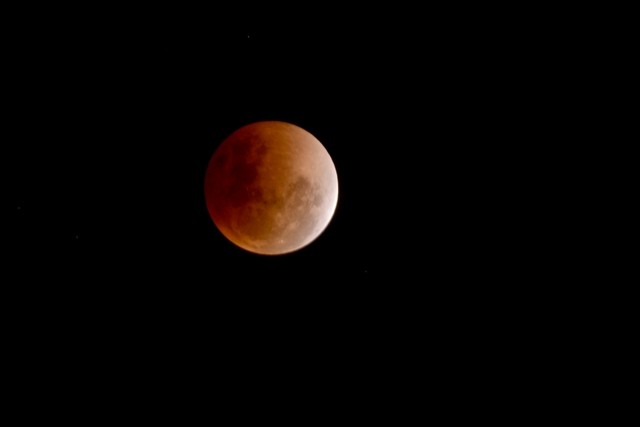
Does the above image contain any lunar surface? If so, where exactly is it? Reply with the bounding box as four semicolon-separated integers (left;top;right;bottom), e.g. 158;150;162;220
204;121;339;255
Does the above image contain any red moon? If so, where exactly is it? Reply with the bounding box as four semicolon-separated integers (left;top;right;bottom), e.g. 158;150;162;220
204;121;339;255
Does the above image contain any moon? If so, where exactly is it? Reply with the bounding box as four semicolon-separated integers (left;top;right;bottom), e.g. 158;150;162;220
204;121;339;255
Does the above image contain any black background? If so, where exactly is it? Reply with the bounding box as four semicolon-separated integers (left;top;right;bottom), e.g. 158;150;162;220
5;6;566;409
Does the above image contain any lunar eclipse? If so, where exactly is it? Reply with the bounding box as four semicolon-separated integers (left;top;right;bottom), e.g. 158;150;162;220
204;121;339;255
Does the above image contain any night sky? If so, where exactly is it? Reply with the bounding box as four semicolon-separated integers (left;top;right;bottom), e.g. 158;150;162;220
5;9;560;403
